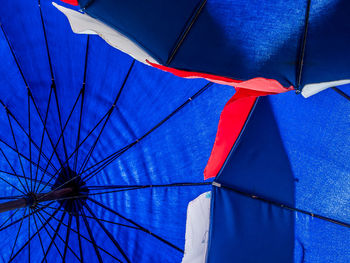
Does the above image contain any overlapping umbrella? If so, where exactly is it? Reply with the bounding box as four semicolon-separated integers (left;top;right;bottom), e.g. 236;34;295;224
57;0;350;97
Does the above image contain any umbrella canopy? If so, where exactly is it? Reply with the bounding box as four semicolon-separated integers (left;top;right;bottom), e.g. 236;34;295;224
58;0;350;96
0;1;349;263
0;1;234;262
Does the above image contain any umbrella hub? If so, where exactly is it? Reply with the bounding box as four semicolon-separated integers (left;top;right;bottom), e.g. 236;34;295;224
52;166;89;213
24;192;38;209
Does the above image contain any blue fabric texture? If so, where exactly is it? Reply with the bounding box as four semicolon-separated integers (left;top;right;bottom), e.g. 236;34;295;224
0;1;234;262
207;92;350;262
77;0;350;89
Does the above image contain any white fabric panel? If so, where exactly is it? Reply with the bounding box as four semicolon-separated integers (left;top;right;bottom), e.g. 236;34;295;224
302;80;350;98
53;3;158;64
182;191;211;263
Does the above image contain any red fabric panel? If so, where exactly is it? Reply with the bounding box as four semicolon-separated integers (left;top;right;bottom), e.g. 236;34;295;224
147;61;293;93
204;89;256;179
60;0;79;6
204;89;289;180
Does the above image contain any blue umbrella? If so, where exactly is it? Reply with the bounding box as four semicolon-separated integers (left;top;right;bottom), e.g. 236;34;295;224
63;0;350;96
0;1;233;262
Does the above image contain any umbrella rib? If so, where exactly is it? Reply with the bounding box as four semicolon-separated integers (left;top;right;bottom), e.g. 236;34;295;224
296;0;312;91
28;89;33;193
82;143;134;182
37;210;80;262
36;87;84;193
217;183;350;228
166;0;207;65
75;210;84;263
38;0;54;80
28;210;31;263
38;190;127;202
32;213;48;263
35;212;65;261
40;209;66;263
63;214;73;261
73;86;85;172
80;206;104;263
73;36;90;173
0;24;29;87
331;87;350;101
38;182;212;201
82;82;213;183
6;111;30;193
84;203;131;263
0;149;26;194
0;208;19;229
0;147;19;177
88;182;212;190
9;208;27;260
88;197;184;253
73;35;89;173
53;84;69;161
77;59;135;175
39;206;123;262
47;183;210;202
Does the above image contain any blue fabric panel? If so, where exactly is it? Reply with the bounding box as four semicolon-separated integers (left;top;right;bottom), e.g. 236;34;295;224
301;0;350;86
172;0;349;87
0;0;52;89
208;88;350;262
78;0;205;64
85;80;234;186
207;186;294;263
173;0;350;87
294;213;350;263
216;97;295;206
269;87;350;224
208;186;350;263
170;0;306;87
